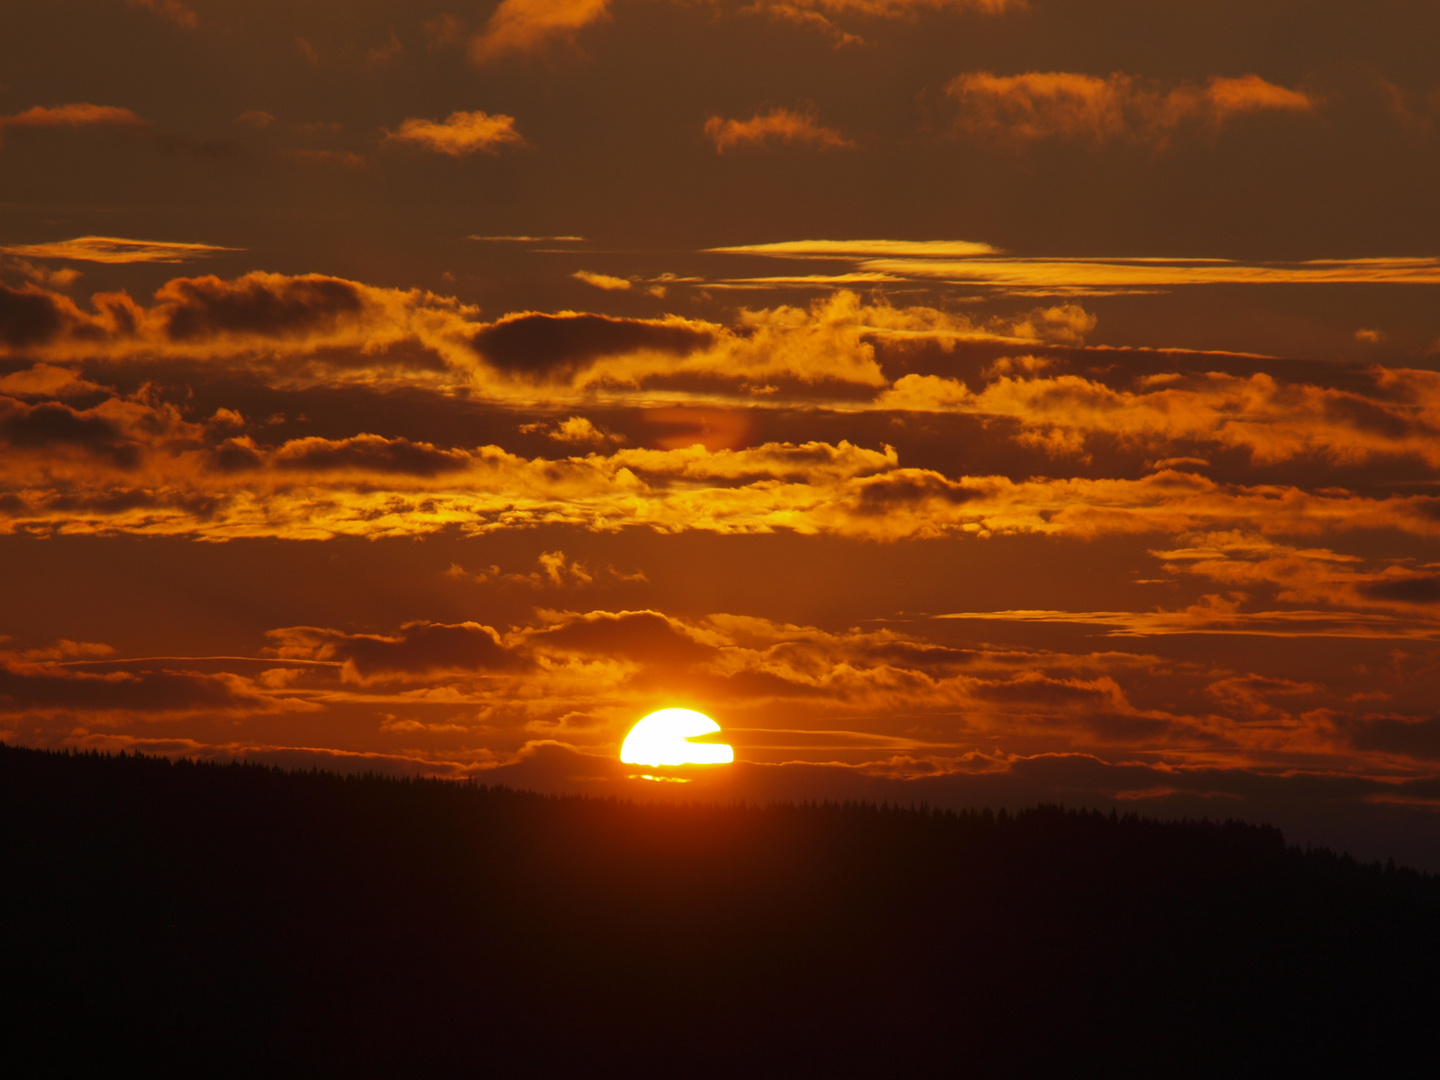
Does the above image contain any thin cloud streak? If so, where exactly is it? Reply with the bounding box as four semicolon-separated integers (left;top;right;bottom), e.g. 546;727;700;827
1;237;241;264
709;241;1440;290
935;606;1440;640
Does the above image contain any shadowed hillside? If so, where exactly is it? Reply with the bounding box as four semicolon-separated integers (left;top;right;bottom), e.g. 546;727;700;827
3;744;1437;1077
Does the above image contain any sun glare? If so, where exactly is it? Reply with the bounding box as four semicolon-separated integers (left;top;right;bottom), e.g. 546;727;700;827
620;708;735;767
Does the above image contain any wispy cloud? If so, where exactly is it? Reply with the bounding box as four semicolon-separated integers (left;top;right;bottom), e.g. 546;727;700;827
704;108;855;152
709;240;1440;292
470;235;586;243
1;236;240;264
935;602;1440;640
947;71;1318;146
711;239;998;258
572;270;633;291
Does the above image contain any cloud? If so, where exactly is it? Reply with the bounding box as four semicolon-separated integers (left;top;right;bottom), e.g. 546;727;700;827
425;14;467;50
0;398;142;467
526;415;625;446
1348;717;1440;761
472;311;715;377
127;0;198;28
0;643;279;718
1;236;240;265
6;408;1440;543
6;274;1077;398
265;621;524;682
531;609;717;665
876;367;1440;467
857;256;1440;288
572;270;632;291
366;32;404;66
383;111;526;156
270;434;473;477
470;0;612;63
0;103;148;147
704;108;856;153
464;0;1020;63
737;0;1022;47
289;149;368;168
946;71;1318;147
709;239;999;258
469;235;587;243
936;600;1440;641
0;363;101;398
710;239;1440;292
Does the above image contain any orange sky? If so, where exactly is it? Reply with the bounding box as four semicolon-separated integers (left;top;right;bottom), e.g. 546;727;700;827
3;0;1439;865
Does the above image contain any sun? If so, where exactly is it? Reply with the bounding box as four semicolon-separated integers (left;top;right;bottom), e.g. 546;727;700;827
620;708;735;767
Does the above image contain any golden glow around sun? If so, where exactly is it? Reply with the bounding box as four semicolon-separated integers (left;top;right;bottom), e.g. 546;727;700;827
620;709;735;767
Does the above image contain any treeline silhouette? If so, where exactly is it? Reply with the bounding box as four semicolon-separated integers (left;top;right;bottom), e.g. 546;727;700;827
3;744;1436;1077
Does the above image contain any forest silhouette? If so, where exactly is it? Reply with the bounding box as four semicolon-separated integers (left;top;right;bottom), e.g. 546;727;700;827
3;743;1437;1077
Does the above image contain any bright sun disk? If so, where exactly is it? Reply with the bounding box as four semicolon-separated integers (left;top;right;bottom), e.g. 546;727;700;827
620;708;734;767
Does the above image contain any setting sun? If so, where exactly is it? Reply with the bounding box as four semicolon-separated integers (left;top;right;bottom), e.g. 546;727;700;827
620;709;735;767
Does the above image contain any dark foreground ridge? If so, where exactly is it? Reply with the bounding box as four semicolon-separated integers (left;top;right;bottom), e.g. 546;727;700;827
4;745;1437;1077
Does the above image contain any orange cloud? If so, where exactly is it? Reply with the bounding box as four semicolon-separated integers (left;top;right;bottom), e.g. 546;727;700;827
469;0;612;63
709;239;998;258
704;108;856;153
383;111;526;156
708;240;1440;293
0;103;147;147
946;71;1317;146
720;240;1440;292
572;270;632;291
1;236;239;265
877;367;1440;467
938;599;1440;642
5;389;1440;545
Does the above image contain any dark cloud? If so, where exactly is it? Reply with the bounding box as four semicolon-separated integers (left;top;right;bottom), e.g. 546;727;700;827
471;313;713;378
1361;576;1440;604
0;284;65;348
270;621;524;680
0;399;138;466
852;472;983;514
531;611;715;666
0;662;265;714
209;437;265;472
271;435;470;477
1348;717;1440;761
157;274;367;342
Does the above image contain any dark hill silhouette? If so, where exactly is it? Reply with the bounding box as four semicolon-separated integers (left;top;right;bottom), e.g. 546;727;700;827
3;744;1437;1077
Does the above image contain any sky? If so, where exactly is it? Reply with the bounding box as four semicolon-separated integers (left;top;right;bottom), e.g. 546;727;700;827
3;0;1440;865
